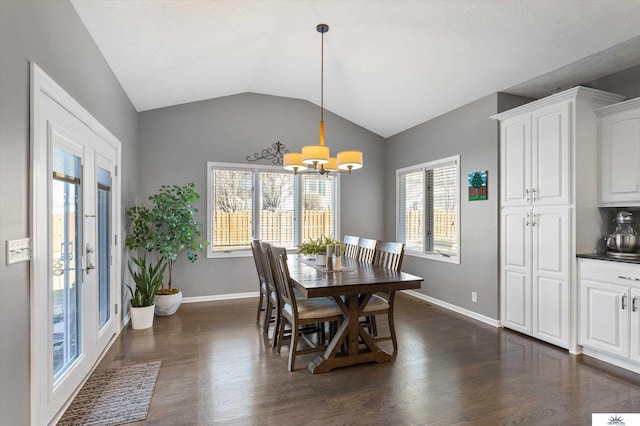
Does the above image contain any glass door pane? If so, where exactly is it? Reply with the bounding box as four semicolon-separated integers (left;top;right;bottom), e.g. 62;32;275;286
51;147;82;380
97;167;111;329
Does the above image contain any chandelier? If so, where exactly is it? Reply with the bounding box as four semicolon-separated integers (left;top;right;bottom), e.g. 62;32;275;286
283;24;363;175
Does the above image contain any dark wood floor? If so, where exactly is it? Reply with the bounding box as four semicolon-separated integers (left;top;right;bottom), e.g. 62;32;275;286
97;293;640;425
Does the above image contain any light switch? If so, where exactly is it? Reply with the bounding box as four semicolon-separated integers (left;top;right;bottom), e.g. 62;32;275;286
6;238;31;265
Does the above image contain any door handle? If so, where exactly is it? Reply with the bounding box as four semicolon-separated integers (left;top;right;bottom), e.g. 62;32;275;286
525;189;530;203
633;296;637;313
622;294;627;310
86;243;96;274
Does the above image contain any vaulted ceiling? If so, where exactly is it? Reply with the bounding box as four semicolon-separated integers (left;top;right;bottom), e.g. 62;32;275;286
71;0;640;137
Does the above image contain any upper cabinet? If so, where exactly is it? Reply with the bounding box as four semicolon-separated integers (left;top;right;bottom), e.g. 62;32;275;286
595;98;640;207
500;101;571;208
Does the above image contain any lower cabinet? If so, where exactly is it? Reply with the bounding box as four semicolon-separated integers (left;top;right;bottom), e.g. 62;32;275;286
579;258;640;371
501;207;570;348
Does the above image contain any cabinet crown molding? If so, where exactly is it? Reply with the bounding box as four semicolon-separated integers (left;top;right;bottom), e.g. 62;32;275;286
491;86;625;121
594;96;640;118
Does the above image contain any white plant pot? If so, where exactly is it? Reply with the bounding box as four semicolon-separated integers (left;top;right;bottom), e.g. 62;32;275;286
155;290;182;316
130;305;155;330
316;254;327;266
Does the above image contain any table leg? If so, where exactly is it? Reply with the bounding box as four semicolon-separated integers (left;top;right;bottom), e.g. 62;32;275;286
308;293;392;374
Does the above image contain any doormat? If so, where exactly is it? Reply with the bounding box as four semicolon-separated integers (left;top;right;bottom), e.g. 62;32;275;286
58;361;161;426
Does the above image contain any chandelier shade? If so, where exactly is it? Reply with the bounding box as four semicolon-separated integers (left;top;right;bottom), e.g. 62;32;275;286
283;23;363;175
283;153;308;172
337;151;364;171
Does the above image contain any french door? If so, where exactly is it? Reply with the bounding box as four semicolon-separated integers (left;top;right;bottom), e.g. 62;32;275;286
31;64;121;425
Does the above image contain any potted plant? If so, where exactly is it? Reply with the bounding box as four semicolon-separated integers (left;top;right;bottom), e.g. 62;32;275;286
297;236;340;266
126;182;209;316
127;254;167;329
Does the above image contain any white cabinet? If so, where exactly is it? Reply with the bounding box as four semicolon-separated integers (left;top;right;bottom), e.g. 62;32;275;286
579;258;640;371
501;101;570;208
595;97;640;206
493;87;624;351
501;206;569;347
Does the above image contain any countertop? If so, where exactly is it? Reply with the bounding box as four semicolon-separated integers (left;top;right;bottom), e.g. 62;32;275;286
577;252;640;265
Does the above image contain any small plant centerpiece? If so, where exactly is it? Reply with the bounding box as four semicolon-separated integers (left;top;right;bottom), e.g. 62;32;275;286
127;254;167;329
297;236;340;266
126;182;209;316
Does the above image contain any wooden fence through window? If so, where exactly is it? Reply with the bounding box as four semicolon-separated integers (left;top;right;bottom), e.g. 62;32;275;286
213;210;333;250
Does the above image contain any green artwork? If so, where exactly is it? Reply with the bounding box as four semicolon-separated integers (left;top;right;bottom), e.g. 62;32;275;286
468;171;488;201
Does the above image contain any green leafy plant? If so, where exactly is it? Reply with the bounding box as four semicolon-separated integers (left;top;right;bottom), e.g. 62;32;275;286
125;182;209;293
297;236;341;256
127;255;167;307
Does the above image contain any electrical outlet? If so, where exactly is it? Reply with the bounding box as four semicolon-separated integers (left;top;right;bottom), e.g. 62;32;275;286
471;291;477;303
6;238;31;265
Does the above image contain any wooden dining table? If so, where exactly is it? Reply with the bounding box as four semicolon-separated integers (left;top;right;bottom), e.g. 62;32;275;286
287;255;423;373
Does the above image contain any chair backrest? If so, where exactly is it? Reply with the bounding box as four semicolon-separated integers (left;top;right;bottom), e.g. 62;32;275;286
268;246;297;313
250;239;265;284
343;235;360;259
357;237;378;263
260;242;280;303
374;241;405;271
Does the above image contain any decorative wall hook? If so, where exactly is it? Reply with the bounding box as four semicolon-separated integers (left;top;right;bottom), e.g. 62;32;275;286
246;141;289;165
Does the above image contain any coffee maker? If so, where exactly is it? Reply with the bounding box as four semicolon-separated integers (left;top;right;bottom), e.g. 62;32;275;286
605;211;640;257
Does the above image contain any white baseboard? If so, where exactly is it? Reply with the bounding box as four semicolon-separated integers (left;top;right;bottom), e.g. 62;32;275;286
172;289;500;329
181;291;259;304
402;290;500;328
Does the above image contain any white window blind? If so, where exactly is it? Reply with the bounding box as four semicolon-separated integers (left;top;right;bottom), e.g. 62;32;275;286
207;162;339;256
302;175;336;243
396;155;459;262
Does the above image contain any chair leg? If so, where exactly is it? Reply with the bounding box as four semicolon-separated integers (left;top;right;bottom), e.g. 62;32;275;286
388;292;397;353
276;315;286;353
263;298;272;334
288;321;299;372
272;307;280;349
256;290;264;322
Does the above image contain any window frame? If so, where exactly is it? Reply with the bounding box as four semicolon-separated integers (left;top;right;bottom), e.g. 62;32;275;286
396;155;460;264
207;161;340;258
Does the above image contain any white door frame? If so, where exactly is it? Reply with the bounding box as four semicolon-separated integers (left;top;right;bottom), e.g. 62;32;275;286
30;63;123;426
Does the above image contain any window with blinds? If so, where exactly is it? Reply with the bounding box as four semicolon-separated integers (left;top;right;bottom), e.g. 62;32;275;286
396;155;460;263
208;162;339;255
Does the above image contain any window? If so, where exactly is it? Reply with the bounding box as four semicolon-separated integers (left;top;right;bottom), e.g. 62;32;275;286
208;162;339;256
397;155;460;263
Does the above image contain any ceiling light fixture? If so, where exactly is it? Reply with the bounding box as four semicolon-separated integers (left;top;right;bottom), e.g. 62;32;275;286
283;24;363;175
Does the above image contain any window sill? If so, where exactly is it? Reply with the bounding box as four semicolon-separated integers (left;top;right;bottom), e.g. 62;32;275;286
207;247;299;259
405;250;460;265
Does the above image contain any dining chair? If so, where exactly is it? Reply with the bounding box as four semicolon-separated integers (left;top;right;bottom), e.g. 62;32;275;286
343;235;360;259
268;245;343;371
250;239;269;326
362;241;405;353
259;242;281;344
356;237;378;263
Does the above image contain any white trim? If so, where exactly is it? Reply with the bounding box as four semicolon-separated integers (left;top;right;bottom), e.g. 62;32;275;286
594;96;640;117
395;155;461;264
182;292;259;303
206;161;341;257
30;63;123;426
491;86;624;121
403;290;500;327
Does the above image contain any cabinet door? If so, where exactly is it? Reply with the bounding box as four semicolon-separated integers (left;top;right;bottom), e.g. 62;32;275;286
501;116;531;208
501;208;531;334
599;111;640;205
531;207;570;348
531;101;570;206
631;288;640;362
579;279;629;358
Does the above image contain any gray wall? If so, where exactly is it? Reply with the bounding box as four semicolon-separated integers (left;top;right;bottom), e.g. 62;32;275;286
382;93;531;320
0;1;139;424
587;63;640;100
138;93;385;297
